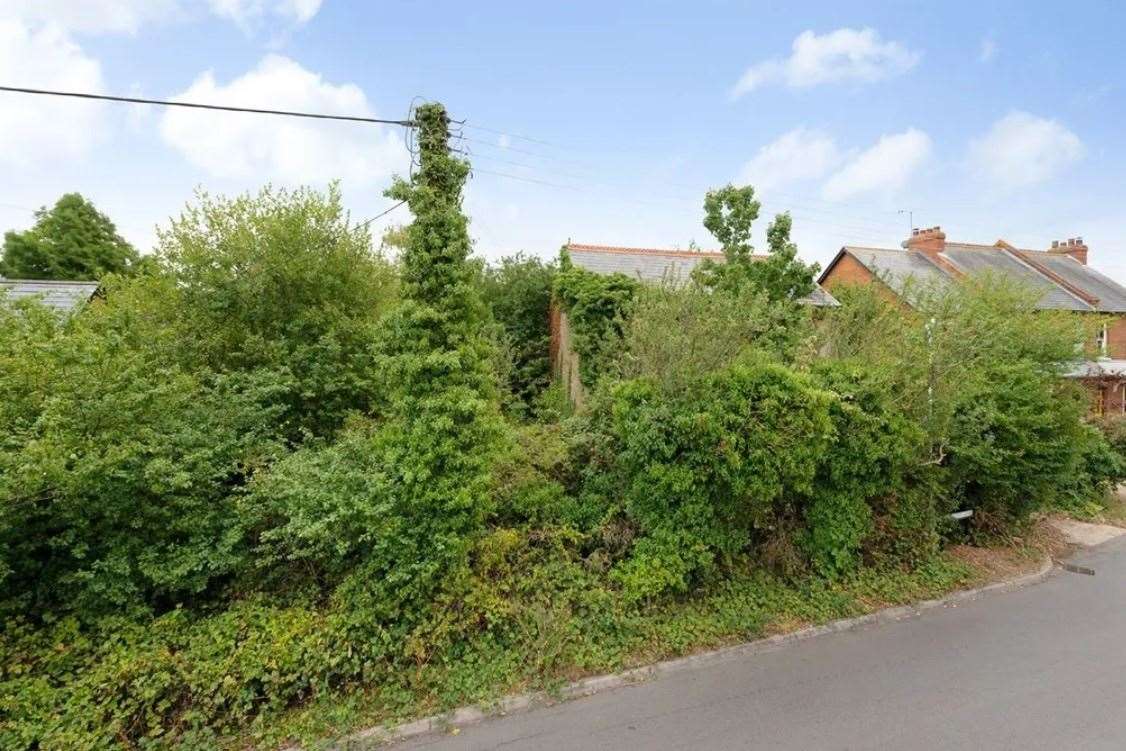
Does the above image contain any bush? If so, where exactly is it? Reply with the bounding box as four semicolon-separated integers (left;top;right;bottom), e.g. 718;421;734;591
615;279;810;391
589;358;836;599
480;254;556;418
806;360;934;574
0;306;285;620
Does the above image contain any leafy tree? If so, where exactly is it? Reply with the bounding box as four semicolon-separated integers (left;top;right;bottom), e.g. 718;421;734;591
615;279;803;391
149;184;398;440
480;253;557;418
692;184;819;301
1;193;138;280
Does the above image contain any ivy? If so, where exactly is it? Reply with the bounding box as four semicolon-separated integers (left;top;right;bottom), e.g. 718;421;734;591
553;260;640;386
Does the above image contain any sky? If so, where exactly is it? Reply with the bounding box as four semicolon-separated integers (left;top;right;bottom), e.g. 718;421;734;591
3;0;1126;278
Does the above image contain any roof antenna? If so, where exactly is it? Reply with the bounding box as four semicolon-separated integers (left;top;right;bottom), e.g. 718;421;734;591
897;209;914;238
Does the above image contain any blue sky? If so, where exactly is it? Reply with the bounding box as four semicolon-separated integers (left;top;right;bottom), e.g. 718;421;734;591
3;0;1125;277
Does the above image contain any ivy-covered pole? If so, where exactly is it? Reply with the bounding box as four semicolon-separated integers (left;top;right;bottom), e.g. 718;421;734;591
373;102;501;610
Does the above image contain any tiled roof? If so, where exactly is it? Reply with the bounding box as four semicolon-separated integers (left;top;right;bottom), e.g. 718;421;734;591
567;244;723;284
939;244;1092;310
839;246;951;299
825;240;1126;314
1017;252;1126;312
0;279;99;313
566;243;838;306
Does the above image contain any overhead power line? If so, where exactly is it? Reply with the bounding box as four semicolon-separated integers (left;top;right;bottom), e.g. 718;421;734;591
463;122;555;147
0;85;416;126
357;200;408;229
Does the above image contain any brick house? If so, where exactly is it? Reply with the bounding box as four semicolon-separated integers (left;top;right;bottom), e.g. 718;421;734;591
551;243;838;405
818;228;1126;414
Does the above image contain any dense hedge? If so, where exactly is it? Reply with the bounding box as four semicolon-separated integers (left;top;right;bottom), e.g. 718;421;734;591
2;171;1122;747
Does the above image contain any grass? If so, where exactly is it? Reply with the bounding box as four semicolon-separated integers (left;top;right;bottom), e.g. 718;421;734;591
1098;486;1126;527
256;543;1039;750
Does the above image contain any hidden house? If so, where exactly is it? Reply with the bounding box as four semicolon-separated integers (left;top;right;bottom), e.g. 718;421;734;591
818;228;1126;414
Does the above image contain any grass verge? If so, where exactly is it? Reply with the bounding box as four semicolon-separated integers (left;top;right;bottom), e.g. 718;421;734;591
259;541;1042;750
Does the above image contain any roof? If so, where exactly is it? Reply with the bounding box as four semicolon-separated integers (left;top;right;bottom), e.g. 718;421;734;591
0;279;100;313
1065;359;1126;379
1017;251;1126;312
821;240;1126;314
566;243;839;307
837;246;951;299
939;244;1091;310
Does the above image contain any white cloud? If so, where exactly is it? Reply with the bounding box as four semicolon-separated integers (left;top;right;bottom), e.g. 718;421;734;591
2;0;321;35
736;128;841;192
206;0;323;28
979;36;997;63
160;55;409;186
0;20;105;166
968;111;1084;190
731;27;919;97
1;0;181;35
822;128;932;200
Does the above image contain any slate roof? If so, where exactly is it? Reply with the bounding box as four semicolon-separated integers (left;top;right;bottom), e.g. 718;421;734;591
822;240;1126;314
0;279;100;313
838;246;951;299
566;243;839;307
1018;251;1126;312
939;244;1091;310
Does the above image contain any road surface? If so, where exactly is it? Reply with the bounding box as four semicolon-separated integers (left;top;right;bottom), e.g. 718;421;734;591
396;538;1126;750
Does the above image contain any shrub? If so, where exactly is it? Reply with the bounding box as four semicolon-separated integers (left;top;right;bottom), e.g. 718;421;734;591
591;358;836;599
480;254;556;418
615;279;809;391
946;364;1089;524
0;306;285;620
806;360;934;575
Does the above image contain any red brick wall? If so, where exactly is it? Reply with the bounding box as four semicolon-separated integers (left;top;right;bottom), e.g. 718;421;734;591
1083;379;1126;416
1105;315;1126;359
820;252;901;304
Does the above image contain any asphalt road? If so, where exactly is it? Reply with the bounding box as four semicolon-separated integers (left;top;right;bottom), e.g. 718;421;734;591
396;538;1126;750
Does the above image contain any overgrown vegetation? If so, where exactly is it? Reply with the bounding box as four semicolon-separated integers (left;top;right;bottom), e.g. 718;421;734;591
2;121;1122;749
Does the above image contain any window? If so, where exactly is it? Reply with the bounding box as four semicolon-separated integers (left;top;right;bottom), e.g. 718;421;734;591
1096;323;1109;357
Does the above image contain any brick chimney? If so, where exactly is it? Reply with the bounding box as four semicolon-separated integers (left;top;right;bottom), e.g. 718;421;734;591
1050;237;1088;265
902;226;946;258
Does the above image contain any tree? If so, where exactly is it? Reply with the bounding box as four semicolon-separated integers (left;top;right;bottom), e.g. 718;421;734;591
692;184;818;302
480;253;557;417
1;193;138;280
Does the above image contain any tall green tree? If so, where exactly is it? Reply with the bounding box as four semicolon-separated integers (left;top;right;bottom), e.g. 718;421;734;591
1;193;139;280
693;184;818;302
